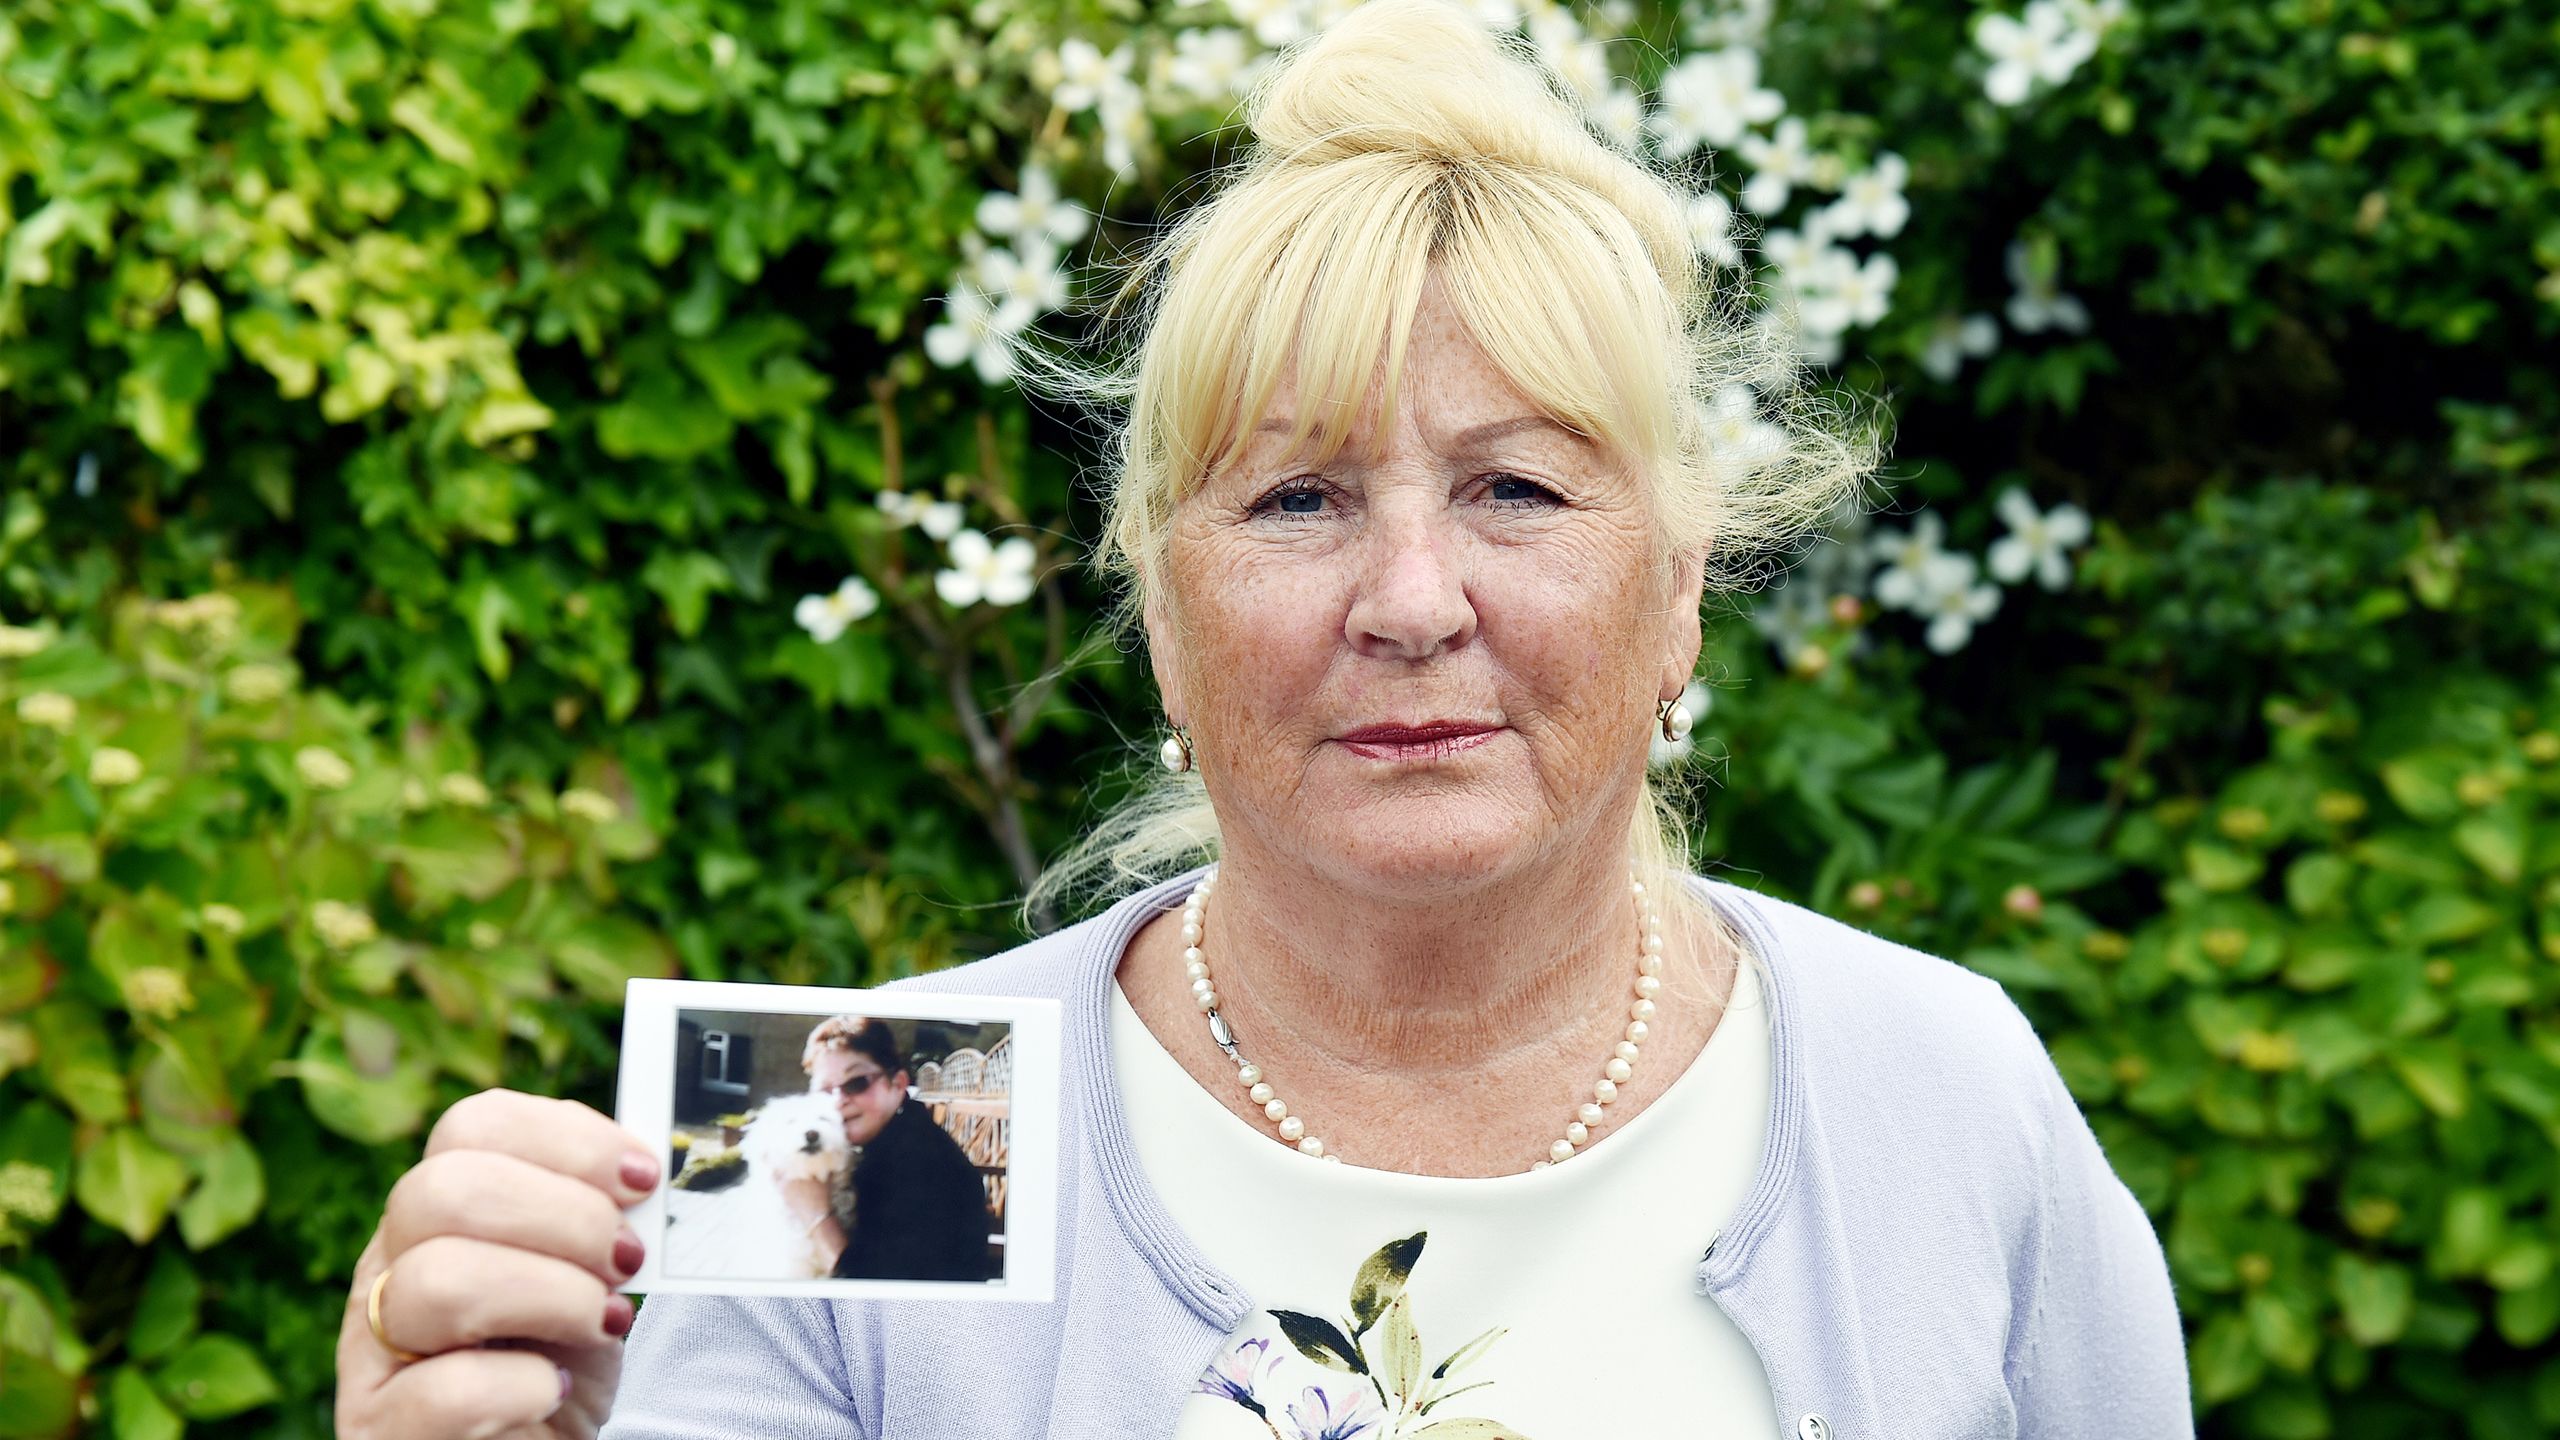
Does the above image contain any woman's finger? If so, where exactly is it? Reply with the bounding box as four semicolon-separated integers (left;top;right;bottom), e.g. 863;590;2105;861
342;1345;571;1440
383;1149;640;1284
372;1234;625;1356
425;1090;661;1206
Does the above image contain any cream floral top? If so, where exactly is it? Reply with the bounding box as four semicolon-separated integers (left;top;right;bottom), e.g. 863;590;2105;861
1111;960;1781;1440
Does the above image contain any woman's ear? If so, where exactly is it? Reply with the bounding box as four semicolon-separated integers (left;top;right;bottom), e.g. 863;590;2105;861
1661;545;1709;701
1142;588;1189;724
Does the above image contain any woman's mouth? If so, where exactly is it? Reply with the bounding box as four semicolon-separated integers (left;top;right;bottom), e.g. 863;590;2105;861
1335;722;1502;762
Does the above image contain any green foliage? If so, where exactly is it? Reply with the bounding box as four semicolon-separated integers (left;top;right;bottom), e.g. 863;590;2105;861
0;0;2554;1434
0;590;666;1435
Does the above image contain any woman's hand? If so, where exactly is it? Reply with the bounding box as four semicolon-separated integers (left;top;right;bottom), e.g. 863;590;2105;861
335;1089;660;1440
776;1174;847;1271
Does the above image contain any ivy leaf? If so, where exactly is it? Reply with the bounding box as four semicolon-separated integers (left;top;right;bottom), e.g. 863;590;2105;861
176;1134;266;1250
74;1126;192;1244
2331;1254;2413;1345
1268;1310;1366;1375
639;551;733;639
389;812;522;908
152;1334;279;1420
127;1250;202;1362
107;1365;184;1440
1347;1231;1426;1335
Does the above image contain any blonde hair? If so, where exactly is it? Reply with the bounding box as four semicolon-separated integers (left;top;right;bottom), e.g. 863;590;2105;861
1024;0;1875;936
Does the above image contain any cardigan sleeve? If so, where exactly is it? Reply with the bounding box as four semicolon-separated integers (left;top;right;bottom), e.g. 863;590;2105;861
1999;1002;2196;1439
603;1294;868;1440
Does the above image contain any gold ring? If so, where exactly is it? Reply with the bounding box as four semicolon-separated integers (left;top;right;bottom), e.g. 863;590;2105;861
367;1264;429;1365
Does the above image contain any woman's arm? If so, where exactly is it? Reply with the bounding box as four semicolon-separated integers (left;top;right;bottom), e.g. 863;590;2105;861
779;1175;849;1273
2000;1005;2197;1438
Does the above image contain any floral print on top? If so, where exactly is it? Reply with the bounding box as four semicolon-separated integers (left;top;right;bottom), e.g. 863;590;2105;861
1196;1232;1528;1440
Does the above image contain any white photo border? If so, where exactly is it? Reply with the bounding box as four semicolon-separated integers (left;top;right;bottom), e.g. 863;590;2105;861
615;978;1062;1304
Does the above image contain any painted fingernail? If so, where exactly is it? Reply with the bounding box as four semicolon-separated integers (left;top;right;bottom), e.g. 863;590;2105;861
603;1295;635;1338
611;1228;645;1279
620;1152;658;1191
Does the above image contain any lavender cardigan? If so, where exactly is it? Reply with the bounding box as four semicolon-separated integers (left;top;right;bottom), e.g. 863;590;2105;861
605;870;2193;1439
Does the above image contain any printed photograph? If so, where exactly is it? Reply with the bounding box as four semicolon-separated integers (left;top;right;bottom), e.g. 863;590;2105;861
659;1008;1015;1284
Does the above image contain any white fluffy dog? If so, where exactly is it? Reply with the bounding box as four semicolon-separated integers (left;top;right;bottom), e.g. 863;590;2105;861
730;1091;857;1279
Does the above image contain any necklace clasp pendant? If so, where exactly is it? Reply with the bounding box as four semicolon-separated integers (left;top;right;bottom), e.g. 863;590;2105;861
1205;1009;1241;1061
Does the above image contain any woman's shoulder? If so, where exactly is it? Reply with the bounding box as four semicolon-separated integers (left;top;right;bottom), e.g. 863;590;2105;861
1698;875;2056;1101
876;870;1192;1002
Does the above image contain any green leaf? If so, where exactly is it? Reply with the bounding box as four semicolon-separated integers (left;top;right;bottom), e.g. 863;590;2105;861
2399;890;2497;947
595;373;733;460
2389;1039;2469;1119
2190;1309;2266;1405
108;1365;184;1440
0;1102;73;1225
2332;1254;2413;1345
152;1334;278;1420
34;1001;130;1123
389;812;522;907
2244;1289;2320;1373
639;551;733;638
128;1250;202;1362
1269;1309;1366;1375
136;1031;237;1156
2494;1275;2560;1348
549;913;678;1003
2282;854;2354;918
1377;1294;1422;1405
1348;1231;1426;1334
2438;1187;2504;1275
175;1134;265;1250
2452;811;2526;885
291;1030;434;1144
89;901;185;988
74;1127;192;1244
2185;841;2265;892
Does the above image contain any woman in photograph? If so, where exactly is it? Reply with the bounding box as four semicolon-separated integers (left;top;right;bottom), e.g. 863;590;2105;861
333;2;2190;1436
784;1016;994;1283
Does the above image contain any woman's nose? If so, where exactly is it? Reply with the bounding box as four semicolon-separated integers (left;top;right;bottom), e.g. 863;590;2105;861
1344;503;1476;661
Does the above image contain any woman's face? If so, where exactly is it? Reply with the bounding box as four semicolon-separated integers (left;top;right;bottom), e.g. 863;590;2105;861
1150;274;1704;900
809;1047;906;1146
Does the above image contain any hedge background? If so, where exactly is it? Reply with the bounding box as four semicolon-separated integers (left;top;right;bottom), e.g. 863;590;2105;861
1;0;2556;1436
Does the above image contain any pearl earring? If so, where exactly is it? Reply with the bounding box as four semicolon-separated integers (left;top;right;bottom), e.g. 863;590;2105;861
1159;726;1195;773
1656;696;1693;744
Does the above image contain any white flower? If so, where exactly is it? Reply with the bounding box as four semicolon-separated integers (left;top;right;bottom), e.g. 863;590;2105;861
199;903;246;937
438;772;492;808
1868;512;1950;612
1225;0;1307;47
310;899;378;951
1798;251;1897;333
924;284;1035;385
1738;118;1817;215
1095;78;1151;176
89;747;142;787
793;576;881;643
1650;48;1784;156
1913;552;2003;653
708;31;738;70
1686;191;1741;267
1919;312;2000;381
1986;487;2092;591
877;492;966;539
1704;385;1787;476
1819;153;1909;240
1588;85;1646;152
976;239;1070;315
2004;240;2091;334
222;662;289;704
15;692;73;732
121;966;192;1019
1757;222;1843;289
1167;28;1253;101
935;530;1038;608
1976;1;2100;107
1684;0;1774;48
560;788;621;824
1530;11;1611;102
1649;680;1713;768
2059;0;2131;40
975;165;1090;250
1052;39;1134;112
295;745;354;791
0;625;48;659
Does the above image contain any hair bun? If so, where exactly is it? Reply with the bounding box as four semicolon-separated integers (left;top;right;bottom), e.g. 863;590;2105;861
1247;0;1579;169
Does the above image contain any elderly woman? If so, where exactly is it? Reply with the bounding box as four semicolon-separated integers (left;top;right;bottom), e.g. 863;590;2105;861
333;3;2191;1437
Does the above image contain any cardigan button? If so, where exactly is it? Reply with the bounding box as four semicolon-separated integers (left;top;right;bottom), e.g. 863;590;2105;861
1797;1417;1829;1440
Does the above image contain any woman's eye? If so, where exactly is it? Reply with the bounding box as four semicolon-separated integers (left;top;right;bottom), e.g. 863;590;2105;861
1485;474;1557;504
1276;489;1325;514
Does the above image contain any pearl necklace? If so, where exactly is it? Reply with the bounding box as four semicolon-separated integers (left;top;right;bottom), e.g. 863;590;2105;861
1180;866;1667;1172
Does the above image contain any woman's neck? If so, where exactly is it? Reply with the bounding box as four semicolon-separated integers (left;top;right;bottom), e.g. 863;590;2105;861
1189;842;1657;1074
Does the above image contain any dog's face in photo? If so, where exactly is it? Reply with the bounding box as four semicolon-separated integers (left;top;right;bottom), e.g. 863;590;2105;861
742;1091;856;1186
